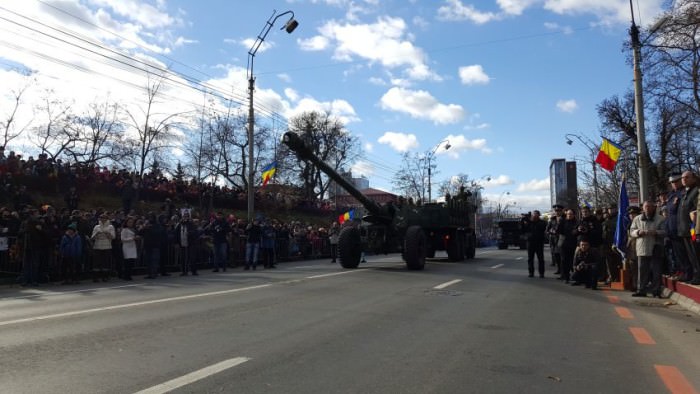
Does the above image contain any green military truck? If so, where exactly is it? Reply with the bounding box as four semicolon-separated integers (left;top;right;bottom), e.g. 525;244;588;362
496;218;527;250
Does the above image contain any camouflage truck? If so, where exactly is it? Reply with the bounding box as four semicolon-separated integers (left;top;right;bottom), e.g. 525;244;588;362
282;132;477;270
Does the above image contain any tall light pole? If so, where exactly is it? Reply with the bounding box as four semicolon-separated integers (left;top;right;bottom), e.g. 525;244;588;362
629;2;669;203
246;10;299;221
426;139;451;203
565;133;599;207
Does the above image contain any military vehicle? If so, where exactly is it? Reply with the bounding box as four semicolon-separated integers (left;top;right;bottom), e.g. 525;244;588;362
495;218;527;249
282;132;477;270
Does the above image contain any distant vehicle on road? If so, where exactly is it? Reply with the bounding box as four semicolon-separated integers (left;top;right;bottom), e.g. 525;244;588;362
496;218;527;250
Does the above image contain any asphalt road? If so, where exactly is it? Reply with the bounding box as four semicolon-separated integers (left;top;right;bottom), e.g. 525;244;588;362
1;247;699;394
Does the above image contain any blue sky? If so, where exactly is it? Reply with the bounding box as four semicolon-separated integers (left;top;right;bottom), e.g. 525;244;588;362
0;0;666;213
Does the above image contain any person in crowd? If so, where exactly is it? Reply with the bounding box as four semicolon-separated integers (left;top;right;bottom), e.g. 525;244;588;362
0;209;10;270
665;173;687;280
64;186;80;211
18;208;44;286
120;216;138;281
523;210;547;278
570;237;601;289
630;200;667;297
275;221;290;261
329;221;340;264
174;211;199;276
157;214;172;277
245;219;262;270
139;213;161;279
547;204;564;274
577;205;603;282
679;171;700;284
208;211;230;272
261;220;276;269
59;223;82;284
91;213;115;282
625;206;642;291
556;208;579;283
601;203;621;283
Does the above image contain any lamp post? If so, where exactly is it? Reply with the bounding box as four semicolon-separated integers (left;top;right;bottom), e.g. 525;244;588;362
629;2;669;203
565;133;599;207
426;139;451;203
246;10;299;221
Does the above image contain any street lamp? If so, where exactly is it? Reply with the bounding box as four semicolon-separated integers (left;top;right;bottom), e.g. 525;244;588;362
426;139;451;202
565;133;599;207
246;10;299;221
629;2;669;203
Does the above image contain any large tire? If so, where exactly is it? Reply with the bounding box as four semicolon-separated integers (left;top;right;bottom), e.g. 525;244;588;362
497;243;507;250
338;227;362;268
404;225;426;270
466;233;476;259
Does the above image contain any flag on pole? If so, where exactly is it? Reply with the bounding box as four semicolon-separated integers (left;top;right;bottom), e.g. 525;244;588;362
338;209;354;224
613;178;630;258
595;137;622;172
261;161;276;187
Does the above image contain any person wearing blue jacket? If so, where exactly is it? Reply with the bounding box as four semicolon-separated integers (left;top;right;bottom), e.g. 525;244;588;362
59;223;82;284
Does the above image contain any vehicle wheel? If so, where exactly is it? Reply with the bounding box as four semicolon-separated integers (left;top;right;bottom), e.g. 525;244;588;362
466;233;476;259
497;243;507;250
426;248;436;258
338;227;362;268
404;225;426;270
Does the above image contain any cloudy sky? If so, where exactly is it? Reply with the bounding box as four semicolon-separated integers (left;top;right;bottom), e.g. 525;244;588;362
0;0;667;212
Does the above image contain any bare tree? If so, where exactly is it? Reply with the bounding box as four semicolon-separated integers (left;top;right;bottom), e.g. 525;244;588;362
281;111;359;201
392;151;428;203
1;72;35;150
65;100;124;166
124;76;182;177
30;91;76;161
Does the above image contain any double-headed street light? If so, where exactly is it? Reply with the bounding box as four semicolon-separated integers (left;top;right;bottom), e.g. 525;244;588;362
246;10;299;221
427;139;451;203
565;133;599;207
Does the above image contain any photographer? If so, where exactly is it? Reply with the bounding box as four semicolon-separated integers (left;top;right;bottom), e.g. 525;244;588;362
523;210;547;278
571;237;601;289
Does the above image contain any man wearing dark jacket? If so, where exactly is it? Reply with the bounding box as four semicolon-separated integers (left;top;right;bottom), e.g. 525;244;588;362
679;171;700;284
523;210;548;278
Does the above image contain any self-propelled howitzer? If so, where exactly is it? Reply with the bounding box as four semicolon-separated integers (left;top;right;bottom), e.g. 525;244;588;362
282;131;477;270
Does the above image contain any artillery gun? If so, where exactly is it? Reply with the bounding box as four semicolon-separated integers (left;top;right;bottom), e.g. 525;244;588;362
282;132;477;270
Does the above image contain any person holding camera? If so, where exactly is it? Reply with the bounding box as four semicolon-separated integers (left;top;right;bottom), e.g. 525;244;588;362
523;210;547;278
571;237;601;289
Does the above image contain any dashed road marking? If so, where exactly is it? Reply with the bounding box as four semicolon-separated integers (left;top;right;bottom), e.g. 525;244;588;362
491;264;504;269
607;295;620;304
434;279;462;290
629;327;656;345
133;357;250;394
614;306;634;319
654;365;699;394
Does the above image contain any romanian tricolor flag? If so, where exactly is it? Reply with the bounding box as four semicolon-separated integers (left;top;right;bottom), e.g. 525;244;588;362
594;137;622;172
338;209;354;224
692;223;696;242
261;161;276;187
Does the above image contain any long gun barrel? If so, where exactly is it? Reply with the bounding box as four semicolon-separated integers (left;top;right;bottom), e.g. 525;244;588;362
282;132;389;222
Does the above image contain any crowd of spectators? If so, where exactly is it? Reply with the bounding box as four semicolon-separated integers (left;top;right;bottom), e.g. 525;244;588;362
0;147;343;286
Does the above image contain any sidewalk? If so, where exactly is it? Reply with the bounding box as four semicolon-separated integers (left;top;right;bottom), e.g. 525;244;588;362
609;268;700;315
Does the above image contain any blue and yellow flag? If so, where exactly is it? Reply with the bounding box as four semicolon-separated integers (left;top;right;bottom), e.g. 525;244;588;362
261;161;276;187
338;209;354;224
613;179;630;258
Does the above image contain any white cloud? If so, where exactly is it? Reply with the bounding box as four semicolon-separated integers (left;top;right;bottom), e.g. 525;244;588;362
517;177;550;192
486;175;514;186
368;77;386;86
459;65;490;85
413;16;429;29
277;73;292;83
544;21;574;35
543;0;664;26
497;0;538;15
437;0;501;24
380;87;465;125
556;99;578;113
284;88;299;102
241;38;273;53
304;17;440;81
378;132;419;152
443;134;492;156
352;160;375;177
364;142;374;153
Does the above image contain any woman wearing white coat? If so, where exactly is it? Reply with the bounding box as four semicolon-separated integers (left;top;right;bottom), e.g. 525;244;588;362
630;200;666;298
120;217;138;280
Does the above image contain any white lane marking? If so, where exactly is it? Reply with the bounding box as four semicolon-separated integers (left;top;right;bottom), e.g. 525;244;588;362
491;264;504;269
133;357;250;394
306;270;367;279
0;284;271;327
515;257;523;260
433;279;462;289
2;284;144;300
